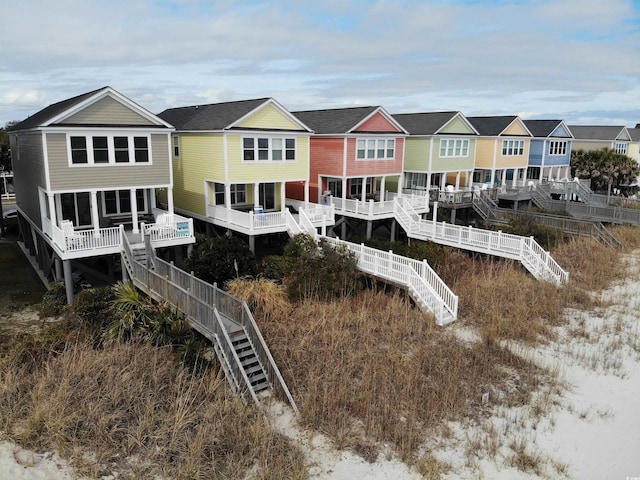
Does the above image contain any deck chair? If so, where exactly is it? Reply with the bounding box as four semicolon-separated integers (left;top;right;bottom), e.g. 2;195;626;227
61;219;84;249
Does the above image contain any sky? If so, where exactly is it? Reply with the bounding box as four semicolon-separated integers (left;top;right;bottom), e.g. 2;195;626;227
1;0;640;128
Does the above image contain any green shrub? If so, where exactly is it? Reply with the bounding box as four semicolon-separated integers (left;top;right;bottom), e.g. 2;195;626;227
502;216;566;250
185;233;256;287
39;281;68;317
68;287;116;334
283;234;360;302
351;236;446;268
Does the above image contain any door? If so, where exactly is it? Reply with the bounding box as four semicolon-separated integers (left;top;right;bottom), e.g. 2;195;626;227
259;183;276;211
327;178;343;198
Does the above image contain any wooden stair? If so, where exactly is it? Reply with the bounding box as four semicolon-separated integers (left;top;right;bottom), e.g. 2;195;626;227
230;329;270;394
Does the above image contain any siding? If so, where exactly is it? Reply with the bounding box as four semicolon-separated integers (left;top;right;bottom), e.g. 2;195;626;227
226;134;310;182
61;96;156;126
439;116;475;134
12;131;46;228
474;139;496;169
174;134;224;216
236;104;303;131
503;121;529;136
528;139;544;166
572;140;611;151
47;132;171;191
431;138;477;172
495;138;530;169
354;112;399;133
346;137;404;176
403;138;430;171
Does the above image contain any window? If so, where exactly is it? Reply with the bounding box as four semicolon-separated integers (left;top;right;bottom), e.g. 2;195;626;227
173;135;180;157
356;138;395;159
70;136;88;164
230;184;246;204
349;178;371;196
501;140;525;156
548;140;567;156
134;137;149;163
440;139;469;157
615;143;628;155
243;137;296;162
103;190;147;216
214;183;225;205
69;134;153;165
92;137;109;163
404;172;427;189
114;136;129;163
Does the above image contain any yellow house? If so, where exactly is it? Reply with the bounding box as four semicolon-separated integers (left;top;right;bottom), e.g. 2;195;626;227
158;98;321;249
467;116;532;188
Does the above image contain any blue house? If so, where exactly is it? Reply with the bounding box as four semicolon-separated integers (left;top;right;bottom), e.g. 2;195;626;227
524;120;573;181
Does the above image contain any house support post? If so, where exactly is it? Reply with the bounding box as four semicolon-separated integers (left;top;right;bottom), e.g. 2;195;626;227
341;218;347;239
63;259;74;304
450;209;457;224
390;219;396;242
54;256;63;282
366;220;373;240
249;235;255;253
121;255;129;282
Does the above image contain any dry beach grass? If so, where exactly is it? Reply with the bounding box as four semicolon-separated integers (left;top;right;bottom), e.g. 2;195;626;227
1;227;639;478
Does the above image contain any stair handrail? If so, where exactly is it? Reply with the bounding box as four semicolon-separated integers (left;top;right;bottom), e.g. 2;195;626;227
213;308;262;407
284;209;303;236
297;207;319;239
593;222;624;249
521;236;569;284
239;301;299;414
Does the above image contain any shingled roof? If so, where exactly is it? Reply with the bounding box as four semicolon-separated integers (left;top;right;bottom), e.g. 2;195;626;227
522;120;568;138
158;98;274;131
466;116;528;136
292;106;383;134
568;125;629;141
392;111;473;135
628;128;640;142
10;86;108;131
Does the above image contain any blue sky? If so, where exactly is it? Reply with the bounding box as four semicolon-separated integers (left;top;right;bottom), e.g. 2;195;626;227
1;0;639;127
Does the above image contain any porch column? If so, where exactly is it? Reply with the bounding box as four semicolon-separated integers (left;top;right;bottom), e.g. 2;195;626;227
455;172;461;190
501;169;507;186
521;169;527;187
150;189;157;210
90;191;100;233
512;169;518;188
166;188;174;214
397;173;404;196
304;181;309;204
254;183;260;208
380;176;386;200
467;171;473;188
361;177;368;201
426;173;432;191
225;184;232;209
47;193;56;227
342;178;347;200
440;174;446;190
280;181;286;211
130;188;139;234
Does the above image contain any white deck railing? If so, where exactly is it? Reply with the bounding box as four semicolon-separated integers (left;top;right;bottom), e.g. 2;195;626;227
322;236;458;325
42;209;195;256
395;198;569;285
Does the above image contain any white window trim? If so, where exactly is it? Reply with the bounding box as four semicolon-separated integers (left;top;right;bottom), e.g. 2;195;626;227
173;135;180;158
242;136;297;162
501;139;525;156
67;132;153;166
548;140;568;156
615;142;628;155
356;137;396;160
439;138;470;158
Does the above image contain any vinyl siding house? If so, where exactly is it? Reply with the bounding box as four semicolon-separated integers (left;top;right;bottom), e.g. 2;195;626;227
466;116;532;189
392;111;479;200
568;125;631;156
291;106;428;239
523;120;573;181
158;98;331;250
629;127;640;166
9;86;195;301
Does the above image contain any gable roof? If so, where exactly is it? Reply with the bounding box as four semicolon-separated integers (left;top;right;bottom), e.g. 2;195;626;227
523;119;573;138
292;106;406;134
10;86;172;131
159;98;272;131
568;125;630;142
466;115;531;137
392;111;478;136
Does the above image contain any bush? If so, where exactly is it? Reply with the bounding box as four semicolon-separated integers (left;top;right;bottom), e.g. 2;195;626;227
185;233;256;286
39;281;68;317
68;287;116;335
502;216;565;250
351;236;445;268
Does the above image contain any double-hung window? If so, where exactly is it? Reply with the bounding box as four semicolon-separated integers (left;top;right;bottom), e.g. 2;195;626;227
502;140;525;156
615;143;628;155
356;138;395;159
439;139;469;157
69;134;152;165
243;137;296;162
102;190;147;216
548;140;567;156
